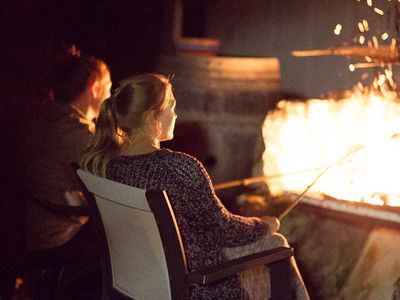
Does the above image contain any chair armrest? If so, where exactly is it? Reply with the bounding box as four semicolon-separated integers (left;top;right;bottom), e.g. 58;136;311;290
187;246;293;285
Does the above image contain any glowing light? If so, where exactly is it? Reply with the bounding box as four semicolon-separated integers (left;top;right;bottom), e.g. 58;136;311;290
359;35;365;44
349;64;356;72
358;22;365;32
390;38;397;51
372;35;379;48
367;0;373;7
385;68;393;79
334;24;343;35
374;7;384;15
385;67;396;87
15;278;23;290
381;32;389;40
365;56;372;62
362;19;369;31
377;74;386;85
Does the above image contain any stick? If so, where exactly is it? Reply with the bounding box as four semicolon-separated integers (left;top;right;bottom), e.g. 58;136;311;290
213;167;328;191
278;165;330;220
278;144;365;220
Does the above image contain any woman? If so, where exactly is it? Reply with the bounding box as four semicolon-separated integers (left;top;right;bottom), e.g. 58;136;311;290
80;73;309;299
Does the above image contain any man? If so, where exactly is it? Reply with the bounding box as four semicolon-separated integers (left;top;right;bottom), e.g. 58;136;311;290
20;54;111;260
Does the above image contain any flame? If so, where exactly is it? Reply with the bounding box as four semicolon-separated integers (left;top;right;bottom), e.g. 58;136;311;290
262;90;400;206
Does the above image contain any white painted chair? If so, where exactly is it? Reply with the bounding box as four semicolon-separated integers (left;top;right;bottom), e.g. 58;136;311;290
75;167;293;300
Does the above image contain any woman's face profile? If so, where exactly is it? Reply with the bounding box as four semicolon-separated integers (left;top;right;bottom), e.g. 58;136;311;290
158;90;177;142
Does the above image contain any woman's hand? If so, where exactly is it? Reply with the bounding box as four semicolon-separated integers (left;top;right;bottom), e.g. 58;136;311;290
261;216;280;233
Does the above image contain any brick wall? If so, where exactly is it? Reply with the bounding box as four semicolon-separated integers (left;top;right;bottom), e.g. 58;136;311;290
155;55;281;193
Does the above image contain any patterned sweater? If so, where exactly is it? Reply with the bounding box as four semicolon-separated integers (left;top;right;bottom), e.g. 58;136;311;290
106;149;268;299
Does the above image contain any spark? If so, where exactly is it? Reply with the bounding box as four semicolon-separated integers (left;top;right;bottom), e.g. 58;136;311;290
362;19;369;31
359;35;365;44
385;68;396;87
367;0;373;6
373;7;384;15
377;74;386;85
390;38;397;52
358;22;365;32
385;68;393;79
372;35;379;48
334;24;343;35
373;79;379;89
381;32;389;40
349;64;356;72
365;56;372;62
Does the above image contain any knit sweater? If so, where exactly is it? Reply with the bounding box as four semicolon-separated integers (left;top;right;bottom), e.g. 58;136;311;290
106;149;268;299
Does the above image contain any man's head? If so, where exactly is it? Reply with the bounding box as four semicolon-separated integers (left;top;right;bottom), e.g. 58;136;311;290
52;55;112;118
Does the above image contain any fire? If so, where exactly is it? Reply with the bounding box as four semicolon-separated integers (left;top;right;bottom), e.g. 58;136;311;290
262;90;400;206
263;0;400;207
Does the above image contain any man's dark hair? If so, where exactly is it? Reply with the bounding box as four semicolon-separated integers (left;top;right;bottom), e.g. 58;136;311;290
51;55;106;102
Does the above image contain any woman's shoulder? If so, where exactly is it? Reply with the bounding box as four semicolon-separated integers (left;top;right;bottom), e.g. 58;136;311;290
158;149;210;180
159;148;203;167
158;149;210;186
108;149;206;178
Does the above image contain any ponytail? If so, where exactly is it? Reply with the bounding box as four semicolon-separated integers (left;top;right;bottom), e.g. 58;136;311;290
80;73;172;177
80;97;120;177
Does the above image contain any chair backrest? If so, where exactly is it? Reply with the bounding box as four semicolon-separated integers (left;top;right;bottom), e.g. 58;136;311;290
76;169;190;300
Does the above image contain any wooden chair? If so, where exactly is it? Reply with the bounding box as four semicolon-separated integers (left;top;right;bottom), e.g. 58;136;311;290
75;167;294;300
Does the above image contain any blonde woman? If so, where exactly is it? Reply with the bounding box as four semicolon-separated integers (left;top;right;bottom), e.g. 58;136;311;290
80;73;309;300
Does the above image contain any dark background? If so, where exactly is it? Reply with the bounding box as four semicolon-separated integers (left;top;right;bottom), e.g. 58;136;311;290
0;0;177;294
0;1;217;294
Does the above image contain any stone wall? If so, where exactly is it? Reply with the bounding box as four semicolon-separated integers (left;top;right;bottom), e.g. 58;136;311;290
238;195;400;300
155;55;281;196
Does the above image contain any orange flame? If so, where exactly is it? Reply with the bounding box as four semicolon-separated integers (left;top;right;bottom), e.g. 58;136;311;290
262;90;400;206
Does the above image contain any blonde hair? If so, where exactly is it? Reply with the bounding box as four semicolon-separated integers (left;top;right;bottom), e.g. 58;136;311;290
80;73;172;177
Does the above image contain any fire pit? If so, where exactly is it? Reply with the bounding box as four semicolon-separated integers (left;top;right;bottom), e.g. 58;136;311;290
262;91;400;208
256;91;400;299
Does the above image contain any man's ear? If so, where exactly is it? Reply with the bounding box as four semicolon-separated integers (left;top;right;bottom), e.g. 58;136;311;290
88;80;99;98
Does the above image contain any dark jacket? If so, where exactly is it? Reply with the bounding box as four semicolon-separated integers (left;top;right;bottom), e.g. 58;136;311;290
20;100;93;249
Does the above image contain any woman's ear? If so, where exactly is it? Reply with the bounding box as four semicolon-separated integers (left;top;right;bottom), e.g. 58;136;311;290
147;110;159;123
143;110;160;137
